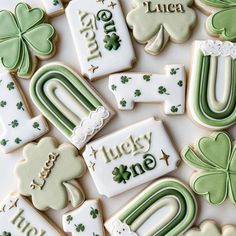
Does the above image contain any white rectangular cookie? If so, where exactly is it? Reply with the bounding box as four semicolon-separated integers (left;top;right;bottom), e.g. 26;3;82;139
82;117;180;197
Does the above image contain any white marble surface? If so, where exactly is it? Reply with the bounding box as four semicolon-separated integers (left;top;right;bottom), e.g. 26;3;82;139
0;0;236;234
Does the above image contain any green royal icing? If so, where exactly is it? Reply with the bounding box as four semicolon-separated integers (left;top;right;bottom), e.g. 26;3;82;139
182;132;236;205
113;179;197;236
193;49;236;128
0;3;56;78
201;0;236;40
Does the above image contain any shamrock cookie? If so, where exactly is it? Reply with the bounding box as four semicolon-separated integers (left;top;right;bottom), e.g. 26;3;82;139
105;178;197;236
0;72;48;153
15;137;86;210
83;117;180;197
185;220;236;236
65;0;135;80
126;0;197;55
30;63;114;150
0;3;57;79
181;132;236;205
188;40;236;130
195;0;236;40
109;65;186;114
0;193;65;235
63;200;105;236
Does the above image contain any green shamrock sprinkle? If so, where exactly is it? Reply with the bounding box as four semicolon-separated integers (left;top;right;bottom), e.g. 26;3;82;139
121;76;131;84
171;105;181;113
177;80;183;87
134;89;141;97
120;99;127;107
16;101;24;111
104;33;121;50
7;82;15;91
112;165;131;184
33;122;41;130
66;215;73;224
90;207;99;219
0;101;7;107
111;84;117;91
1;232;11;236
93;233;99;236
53;0;59;5
75;224;85;232
158;86;170;95
0;139;9;146
15;138;22;144
143;74;151;81
170;68;179;75
8;120;19;128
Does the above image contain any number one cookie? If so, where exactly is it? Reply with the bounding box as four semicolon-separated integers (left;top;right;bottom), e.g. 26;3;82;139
0;72;48;153
30;63;114;149
188;40;236;129
105;178;197;236
109;65;186;114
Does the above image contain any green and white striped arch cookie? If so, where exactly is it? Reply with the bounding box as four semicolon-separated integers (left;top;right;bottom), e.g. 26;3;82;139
30;63;114;149
105;178;197;236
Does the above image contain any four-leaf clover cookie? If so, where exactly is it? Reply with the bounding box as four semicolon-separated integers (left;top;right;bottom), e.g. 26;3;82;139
0;2;57;79
181;132;236;205
126;0;197;55
15;137;86;210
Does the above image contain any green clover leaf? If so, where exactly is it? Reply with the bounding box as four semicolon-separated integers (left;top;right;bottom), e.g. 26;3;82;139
90;207;99;219
143;74;151;81
16;101;24;111
134;89;141;97
15;138;22;144
66;215;73;224
111;84;117;91
177;80;183;87
0;139;9;146
170;68;179;75
0;101;7;107
0;3;56;77
8;119;19;128
121;76;131;84
158;86;170;95
112;164;131;184
75;223;85;232
7;82;15;91
120;98;127;107
53;0;60;6
32;122;41;130
181;132;236;205
170;105;181;113
1;232;11;236
104;33;121;50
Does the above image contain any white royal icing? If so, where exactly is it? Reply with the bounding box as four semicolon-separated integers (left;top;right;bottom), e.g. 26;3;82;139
111;220;138;236
41;0;64;17
65;0;135;80
83;117;180;198
109;65;186;115
62;200;105;236
0;72;48;153
0;194;63;235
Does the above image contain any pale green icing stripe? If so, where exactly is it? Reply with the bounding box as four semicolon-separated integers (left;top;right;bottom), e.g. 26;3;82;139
193;51;236;127
45;80;89;125
207;56;232;112
118;180;196;236
30;64;102;137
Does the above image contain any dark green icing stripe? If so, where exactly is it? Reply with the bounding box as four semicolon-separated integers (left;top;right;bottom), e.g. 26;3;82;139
118;180;196;236
193;51;236;127
30;64;102;137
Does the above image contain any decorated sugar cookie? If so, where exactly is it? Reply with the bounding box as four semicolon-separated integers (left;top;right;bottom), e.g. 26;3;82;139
0;72;48;153
41;0;65;17
105;178;197;236
185;220;236;236
30;63;114;150
15;137;86;210
0;193;65;235
65;0;135;80
195;0;236;40
83;117;180;197
188;40;236;130
181;132;236;205
126;0;197;55
0;3;57;79
109;65;186;114
63;200;105;236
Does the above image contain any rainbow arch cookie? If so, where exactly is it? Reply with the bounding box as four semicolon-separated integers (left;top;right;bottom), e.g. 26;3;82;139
30;63;114;149
105;178;197;236
188;40;236;130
